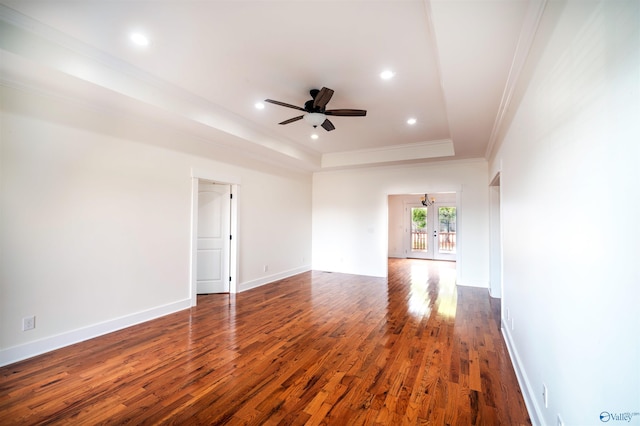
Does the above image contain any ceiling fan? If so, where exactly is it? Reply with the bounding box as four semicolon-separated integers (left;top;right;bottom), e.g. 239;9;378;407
265;87;367;131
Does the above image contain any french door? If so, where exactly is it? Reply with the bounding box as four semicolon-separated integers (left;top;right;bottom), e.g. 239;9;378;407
407;203;457;261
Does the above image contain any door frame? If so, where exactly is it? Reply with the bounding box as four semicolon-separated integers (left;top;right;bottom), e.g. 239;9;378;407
190;168;240;306
489;172;502;298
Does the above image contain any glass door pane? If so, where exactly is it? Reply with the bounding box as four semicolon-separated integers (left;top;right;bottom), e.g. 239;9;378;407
409;206;432;258
437;206;456;256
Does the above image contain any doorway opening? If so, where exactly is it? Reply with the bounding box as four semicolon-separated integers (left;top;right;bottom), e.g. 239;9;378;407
489;172;502;298
409;204;457;261
387;193;458;263
405;193;457;261
190;170;239;306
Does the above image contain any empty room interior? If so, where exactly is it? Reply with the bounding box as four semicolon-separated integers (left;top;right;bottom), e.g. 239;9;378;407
1;1;638;425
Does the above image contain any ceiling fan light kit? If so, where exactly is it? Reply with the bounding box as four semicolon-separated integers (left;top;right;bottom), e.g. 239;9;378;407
265;87;366;132
303;113;326;127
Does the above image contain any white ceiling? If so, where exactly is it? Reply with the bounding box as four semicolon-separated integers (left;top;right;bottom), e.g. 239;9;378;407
0;0;541;171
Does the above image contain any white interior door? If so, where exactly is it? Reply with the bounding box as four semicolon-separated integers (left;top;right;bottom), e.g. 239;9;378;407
197;182;230;294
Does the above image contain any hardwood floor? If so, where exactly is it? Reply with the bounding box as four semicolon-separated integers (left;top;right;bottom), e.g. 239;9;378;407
0;259;531;425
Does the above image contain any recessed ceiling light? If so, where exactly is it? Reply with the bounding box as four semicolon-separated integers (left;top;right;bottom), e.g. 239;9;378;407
311;134;319;140
407;118;417;125
254;102;265;110
130;32;149;46
380;70;395;80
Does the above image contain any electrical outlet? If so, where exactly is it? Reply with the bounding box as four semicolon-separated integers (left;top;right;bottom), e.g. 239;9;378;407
557;414;564;426
263;265;268;272
22;316;35;331
542;384;548;408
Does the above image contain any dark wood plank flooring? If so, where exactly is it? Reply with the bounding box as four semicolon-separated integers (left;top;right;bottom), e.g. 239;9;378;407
0;258;530;425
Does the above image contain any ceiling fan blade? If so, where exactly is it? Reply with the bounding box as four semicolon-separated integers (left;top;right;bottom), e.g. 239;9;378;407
265;99;306;112
313;87;335;109
279;115;304;125
325;109;367;117
321;119;335;131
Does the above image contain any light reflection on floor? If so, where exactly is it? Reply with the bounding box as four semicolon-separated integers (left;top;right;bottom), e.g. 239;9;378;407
408;259;457;319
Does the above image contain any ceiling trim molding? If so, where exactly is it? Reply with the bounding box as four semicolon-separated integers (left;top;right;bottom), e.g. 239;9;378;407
314;156;488;176
485;0;548;160
0;3;154;80
0;4;321;171
321;139;454;169
422;0;452;149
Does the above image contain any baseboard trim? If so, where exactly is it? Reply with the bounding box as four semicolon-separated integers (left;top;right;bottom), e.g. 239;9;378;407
502;324;544;426
0;299;191;367
456;279;489;288
239;266;311;293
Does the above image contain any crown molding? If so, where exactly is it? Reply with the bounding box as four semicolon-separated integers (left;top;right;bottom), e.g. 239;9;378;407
321;139;454;169
485;0;548;160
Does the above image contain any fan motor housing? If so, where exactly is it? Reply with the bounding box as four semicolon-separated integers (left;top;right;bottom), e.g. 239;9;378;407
305;99;322;112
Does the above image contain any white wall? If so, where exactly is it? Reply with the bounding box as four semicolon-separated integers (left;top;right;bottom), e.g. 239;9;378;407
312;160;489;286
489;1;640;425
236;170;312;291
387;194;408;258
0;85;312;365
